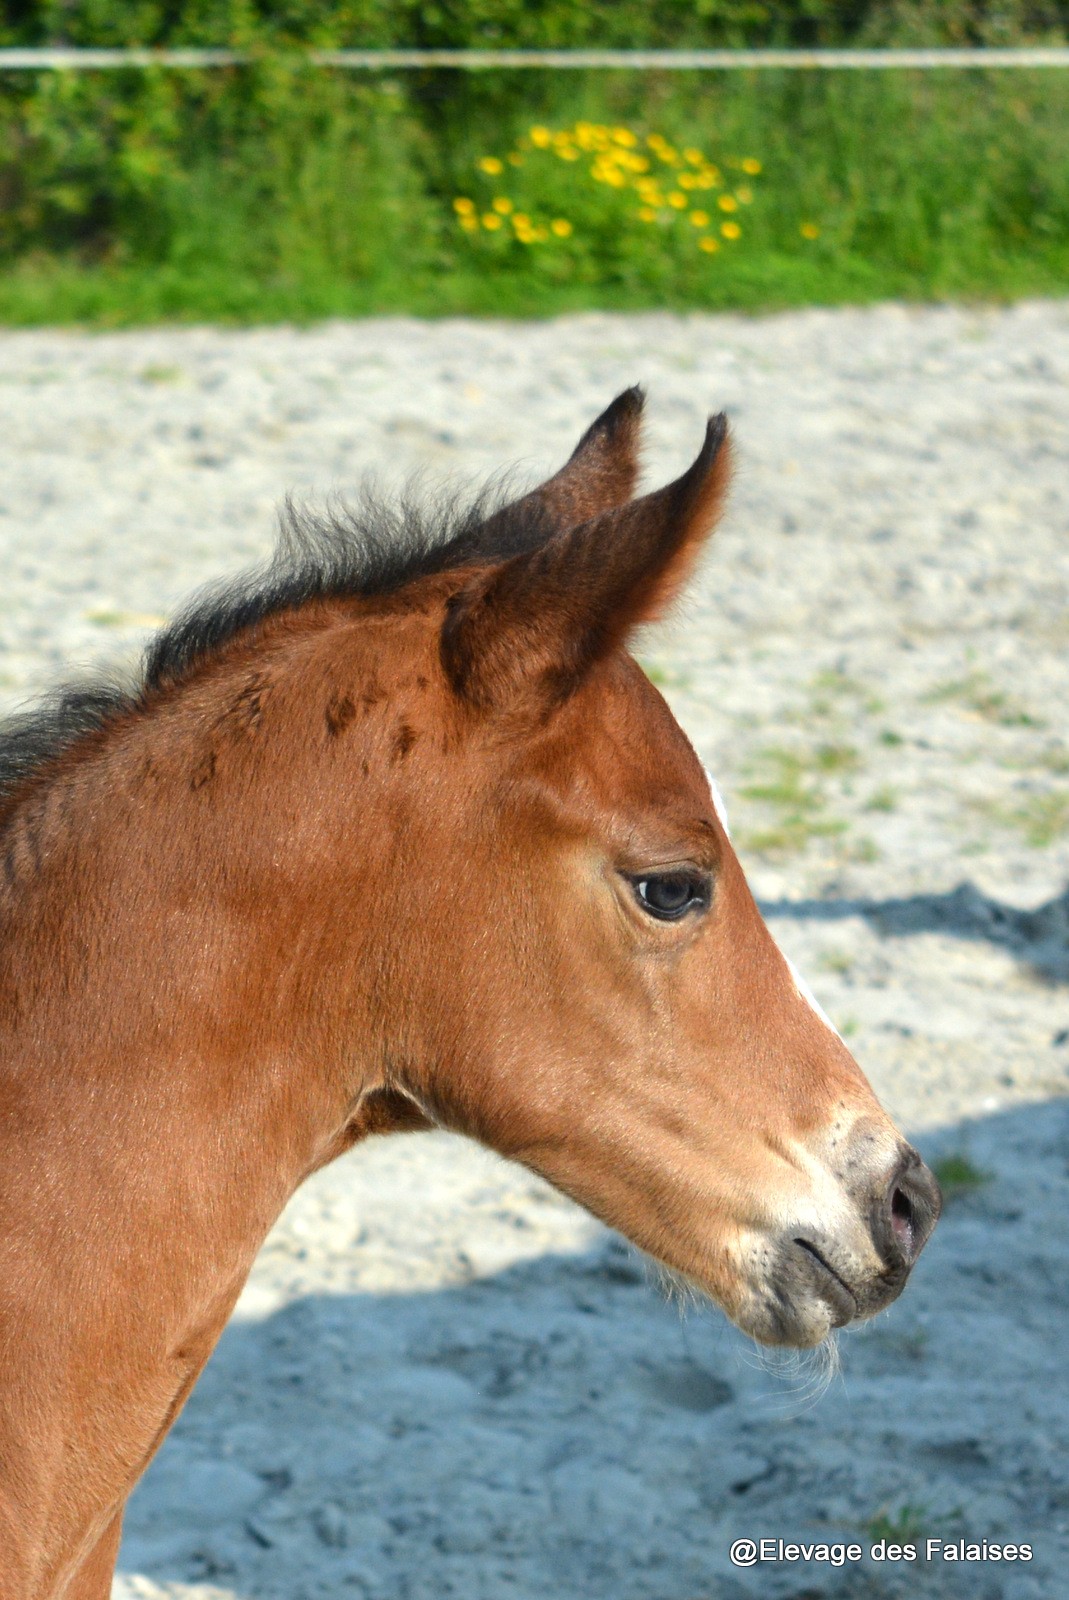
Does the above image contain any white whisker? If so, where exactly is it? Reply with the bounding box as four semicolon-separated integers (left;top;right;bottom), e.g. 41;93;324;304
737;1333;842;1415
645;1258;703;1319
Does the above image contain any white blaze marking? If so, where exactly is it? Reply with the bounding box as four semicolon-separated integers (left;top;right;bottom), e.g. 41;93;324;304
785;955;842;1040
702;765;731;838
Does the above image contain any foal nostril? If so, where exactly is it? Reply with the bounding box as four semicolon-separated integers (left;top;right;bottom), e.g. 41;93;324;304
889;1185;915;1257
882;1151;941;1266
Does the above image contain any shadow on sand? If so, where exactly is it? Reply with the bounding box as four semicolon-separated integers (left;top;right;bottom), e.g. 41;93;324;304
761;880;1069;984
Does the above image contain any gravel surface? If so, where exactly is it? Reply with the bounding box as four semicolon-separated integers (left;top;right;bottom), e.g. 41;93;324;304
1;303;1067;1600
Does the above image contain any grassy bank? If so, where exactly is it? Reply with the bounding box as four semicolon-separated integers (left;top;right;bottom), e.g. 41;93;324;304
1;67;1066;323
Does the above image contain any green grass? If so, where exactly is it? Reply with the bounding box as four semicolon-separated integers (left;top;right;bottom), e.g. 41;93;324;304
0;241;985;326
1;69;1068;323
812;742;860;774
866;1503;931;1546
864;784;899;813
138;362;184;384
639;659;693;691
970;791;1069;848
999;793;1069;847
931;1151;991;1199
1008;746;1069;776
847;834;879;862
923;669;1041;728
874;1326;930;1363
740;818;847;855
736;743;865;857
808;667;886;717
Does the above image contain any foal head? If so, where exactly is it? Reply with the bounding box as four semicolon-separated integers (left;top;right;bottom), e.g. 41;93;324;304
282;388;938;1348
5;389;936;1353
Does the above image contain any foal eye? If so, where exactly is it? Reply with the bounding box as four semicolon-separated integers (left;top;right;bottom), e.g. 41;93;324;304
631;872;711;922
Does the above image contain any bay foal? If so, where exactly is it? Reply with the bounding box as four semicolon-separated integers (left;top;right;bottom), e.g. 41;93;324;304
0;391;938;1597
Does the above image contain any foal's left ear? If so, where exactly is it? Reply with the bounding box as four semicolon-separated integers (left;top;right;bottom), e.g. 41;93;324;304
474;385;646;556
442;413;731;713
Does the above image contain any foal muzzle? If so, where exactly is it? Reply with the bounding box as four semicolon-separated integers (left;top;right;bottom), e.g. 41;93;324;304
761;1145;941;1346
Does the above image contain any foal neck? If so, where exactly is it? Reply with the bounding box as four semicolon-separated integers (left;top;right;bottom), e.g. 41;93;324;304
0;605;433;1236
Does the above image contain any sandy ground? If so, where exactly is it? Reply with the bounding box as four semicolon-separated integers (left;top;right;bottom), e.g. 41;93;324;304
1;302;1067;1600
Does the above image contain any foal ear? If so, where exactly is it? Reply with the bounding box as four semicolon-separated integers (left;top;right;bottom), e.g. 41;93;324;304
475;386;645;555
442;413;730;712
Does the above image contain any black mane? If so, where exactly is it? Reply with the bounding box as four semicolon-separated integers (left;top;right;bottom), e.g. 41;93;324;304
0;479;553;812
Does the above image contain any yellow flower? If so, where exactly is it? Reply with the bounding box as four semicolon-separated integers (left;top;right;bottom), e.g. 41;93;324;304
737;186;753;204
668;191;687;209
530;126;552;148
718;194;738;212
482;213;503;230
459;215;479;233
492;196;513;215
678;173;697;190
657;147;680;165
558;146;581;161
698;235;720;253
629;155;650;173
512;212;531;229
689;210;710;227
612;127;637;146
638;206;658;222
478;156;504;175
453;197;475;215
550;218;573;237
742;157;762;175
684;147;704;165
800;221;820;240
720;220;741;240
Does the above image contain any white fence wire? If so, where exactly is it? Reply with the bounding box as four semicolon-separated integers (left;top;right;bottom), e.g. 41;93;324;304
0;46;1068;71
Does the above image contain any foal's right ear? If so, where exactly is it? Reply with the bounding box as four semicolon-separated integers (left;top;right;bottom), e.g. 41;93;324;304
474;386;645;554
442;412;731;716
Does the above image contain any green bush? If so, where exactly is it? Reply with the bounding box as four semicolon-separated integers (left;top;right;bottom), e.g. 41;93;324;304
0;2;1067;320
0;61;436;278
4;0;1068;49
